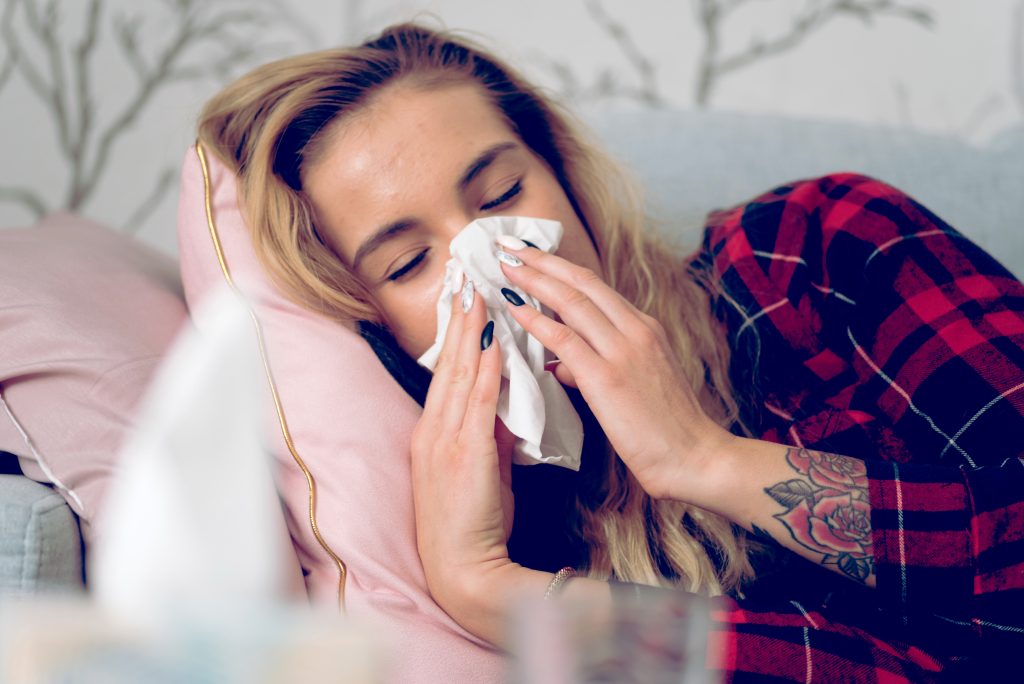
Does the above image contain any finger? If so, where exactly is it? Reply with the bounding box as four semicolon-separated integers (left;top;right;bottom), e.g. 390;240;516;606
439;280;488;435
499;260;623;357
463;330;503;451
494;415;516;457
545;359;579;389
421;280;470;421
505;299;604;384
499;243;644;334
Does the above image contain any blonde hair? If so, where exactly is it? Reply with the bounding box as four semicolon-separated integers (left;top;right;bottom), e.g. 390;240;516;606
198;22;755;594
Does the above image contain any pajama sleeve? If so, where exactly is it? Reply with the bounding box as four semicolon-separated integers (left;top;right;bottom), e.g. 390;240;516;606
691;173;1024;678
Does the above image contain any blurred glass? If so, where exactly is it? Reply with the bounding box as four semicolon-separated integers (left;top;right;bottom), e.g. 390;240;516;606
507;582;720;684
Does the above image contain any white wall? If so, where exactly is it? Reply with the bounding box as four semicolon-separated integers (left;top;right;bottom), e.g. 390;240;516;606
1;0;1021;254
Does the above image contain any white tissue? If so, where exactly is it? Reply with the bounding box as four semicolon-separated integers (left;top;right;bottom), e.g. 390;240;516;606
417;216;584;471
90;286;301;623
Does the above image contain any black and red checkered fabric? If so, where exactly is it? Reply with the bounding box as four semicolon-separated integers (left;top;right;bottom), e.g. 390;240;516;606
685;173;1024;681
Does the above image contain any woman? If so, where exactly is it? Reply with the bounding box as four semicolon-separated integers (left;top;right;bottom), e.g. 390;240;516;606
198;22;1024;680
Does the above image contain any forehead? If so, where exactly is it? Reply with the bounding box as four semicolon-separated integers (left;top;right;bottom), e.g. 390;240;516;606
302;81;517;258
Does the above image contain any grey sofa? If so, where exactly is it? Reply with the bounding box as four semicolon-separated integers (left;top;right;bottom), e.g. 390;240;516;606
2;108;1021;594
0;464;83;591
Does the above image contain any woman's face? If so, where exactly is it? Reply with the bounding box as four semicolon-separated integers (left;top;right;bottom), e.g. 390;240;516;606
302;81;603;359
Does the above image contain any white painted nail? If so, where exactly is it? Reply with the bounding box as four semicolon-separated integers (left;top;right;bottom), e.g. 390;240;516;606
451;265;464;292
496;250;523;267
461;280;475;313
496;234;527;251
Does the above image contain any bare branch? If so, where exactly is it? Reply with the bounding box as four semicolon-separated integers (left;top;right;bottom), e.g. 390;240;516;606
0;2;16;95
79;1;270;207
542;0;664;107
121;166;175;234
584;0;665;106
68;0;102;206
113;12;148;81
694;0;933;107
4;0;290;220
1;1;59;115
544;59;583;99
0;187;48;219
21;0;72;156
0;50;16;95
694;0;722;107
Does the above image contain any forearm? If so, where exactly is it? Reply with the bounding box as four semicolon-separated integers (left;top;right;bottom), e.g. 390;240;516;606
679;436;876;587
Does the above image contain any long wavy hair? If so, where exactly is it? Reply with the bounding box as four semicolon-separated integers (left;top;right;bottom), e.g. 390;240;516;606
198;22;756;594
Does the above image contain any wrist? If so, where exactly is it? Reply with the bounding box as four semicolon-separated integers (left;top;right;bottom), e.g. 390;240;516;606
683;435;792;524
448;560;551;648
659;426;743;505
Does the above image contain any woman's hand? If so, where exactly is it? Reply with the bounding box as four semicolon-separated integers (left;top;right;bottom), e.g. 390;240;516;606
410;281;521;635
498;244;735;501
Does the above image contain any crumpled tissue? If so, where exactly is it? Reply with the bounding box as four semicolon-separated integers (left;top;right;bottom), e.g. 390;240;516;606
416;216;584;471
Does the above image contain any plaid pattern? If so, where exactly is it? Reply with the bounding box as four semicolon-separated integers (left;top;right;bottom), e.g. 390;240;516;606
682;173;1024;681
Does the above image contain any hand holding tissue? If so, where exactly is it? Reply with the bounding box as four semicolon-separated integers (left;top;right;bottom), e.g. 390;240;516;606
417;216;583;471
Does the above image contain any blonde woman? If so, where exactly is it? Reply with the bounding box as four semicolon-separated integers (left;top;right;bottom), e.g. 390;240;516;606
199;23;1023;681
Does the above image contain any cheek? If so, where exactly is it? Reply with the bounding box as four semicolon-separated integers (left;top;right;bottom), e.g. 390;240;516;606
552;217;604;280
520;175;602;277
379;266;447;360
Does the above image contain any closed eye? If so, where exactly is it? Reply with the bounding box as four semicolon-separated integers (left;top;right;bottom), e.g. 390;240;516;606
387;248;428;282
480;180;522;211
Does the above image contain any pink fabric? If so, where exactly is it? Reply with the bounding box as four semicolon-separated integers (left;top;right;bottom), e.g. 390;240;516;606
176;147;506;683
0;213;188;545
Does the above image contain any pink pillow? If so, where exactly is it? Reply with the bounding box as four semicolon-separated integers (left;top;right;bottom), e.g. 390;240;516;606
0;213;188;546
176;146;506;682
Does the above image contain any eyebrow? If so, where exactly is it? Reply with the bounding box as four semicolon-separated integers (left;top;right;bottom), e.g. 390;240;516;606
458;141;518;192
352;141;520;270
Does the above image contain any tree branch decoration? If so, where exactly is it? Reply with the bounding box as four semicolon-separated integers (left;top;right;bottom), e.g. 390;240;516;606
544;0;666;107
694;0;934;107
0;0;279;230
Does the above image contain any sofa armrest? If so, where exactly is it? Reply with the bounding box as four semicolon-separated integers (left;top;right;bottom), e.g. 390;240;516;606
0;474;84;593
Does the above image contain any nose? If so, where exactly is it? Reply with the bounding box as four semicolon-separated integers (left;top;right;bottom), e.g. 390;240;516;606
441;214;474;243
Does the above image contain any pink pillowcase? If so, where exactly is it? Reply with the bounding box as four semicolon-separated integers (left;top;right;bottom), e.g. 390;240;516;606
0;213;188;546
176;146;505;682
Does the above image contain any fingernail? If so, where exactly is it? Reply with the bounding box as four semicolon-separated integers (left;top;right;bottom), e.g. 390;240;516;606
496;234;527;251
496;250;523;267
461;280;475;313
501;287;524;306
481;320;495;350
451;265;464;292
522;239;538;249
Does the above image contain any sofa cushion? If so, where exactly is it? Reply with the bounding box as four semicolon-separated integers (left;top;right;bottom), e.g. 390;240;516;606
0;213;188;547
0;474;83;592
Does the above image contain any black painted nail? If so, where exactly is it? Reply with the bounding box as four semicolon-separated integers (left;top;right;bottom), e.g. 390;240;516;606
481;320;495;350
522;239;538;249
501;287;525;306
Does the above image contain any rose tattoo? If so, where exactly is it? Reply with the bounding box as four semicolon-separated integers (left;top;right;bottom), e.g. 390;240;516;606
762;448;875;583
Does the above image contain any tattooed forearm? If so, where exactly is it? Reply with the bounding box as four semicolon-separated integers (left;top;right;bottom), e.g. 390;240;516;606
761;447;875;584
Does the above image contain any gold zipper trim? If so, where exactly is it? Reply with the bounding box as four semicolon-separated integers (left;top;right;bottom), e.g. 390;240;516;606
195;142;347;611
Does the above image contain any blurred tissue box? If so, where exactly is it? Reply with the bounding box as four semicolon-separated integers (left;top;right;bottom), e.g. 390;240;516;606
0;288;380;683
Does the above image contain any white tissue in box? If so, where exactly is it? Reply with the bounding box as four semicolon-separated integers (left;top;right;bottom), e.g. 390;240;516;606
90;286;303;622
